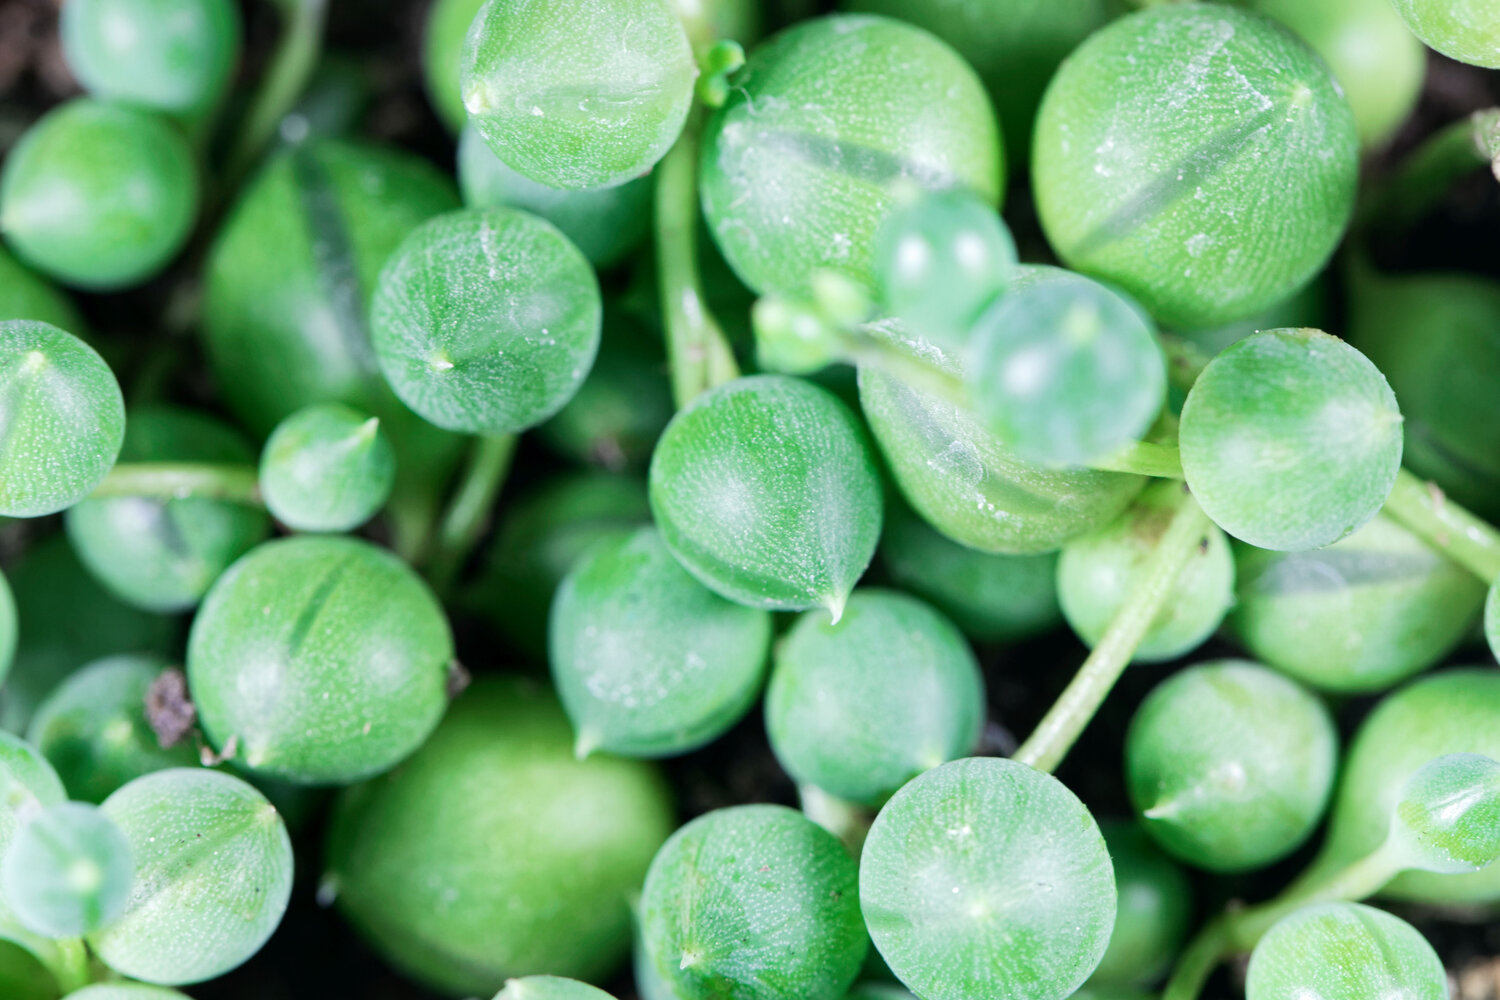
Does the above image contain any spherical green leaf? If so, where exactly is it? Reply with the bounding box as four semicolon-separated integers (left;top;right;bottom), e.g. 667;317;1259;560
460;0;695;190
640;804;867;1000
0;535;175;734
371;207;602;436
968;271;1166;467
0;321;125;518
0;100;198;290
61;986;189;1000
874;190;1017;352
423;0;486;132
458;125;652;269
1088;820;1193;988
1231;512;1487;693
0;732;67;868
765;589;984;806
1172;277;1327;357
879;498;1061;644
857;316;1144;554
325;678;674;996
861;757;1115;1000
60;0;240;113
2;802;132;938
649;375;883;615
0;939;56;1000
1246;0;1423;148
187;536;453;785
842;0;1111;164
65;405;269;612
1126;660;1337;872
90;769;291;985
0;243;87;333
1310;670;1500;904
494;977;617;1000
1389;753;1500;875
0;570;15;689
1351;270;1500;522
701;14;1003;300
551;526;771;758
1246;903;1446;1000
1179;329;1402;551
468;472;651;659
1389;0;1500;68
1033;5;1357;328
260;402;396;533
1059;480;1233;662
26;654;198;805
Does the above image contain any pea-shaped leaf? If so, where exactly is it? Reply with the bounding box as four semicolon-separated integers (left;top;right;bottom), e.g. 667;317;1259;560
260;402;396;533
639;804;867;1000
874;190;1017;352
65;405;269;612
460;0;695;190
1126;660;1337;872
1389;0;1500;68
494;976;617;1000
26;654;199;804
1308;670;1500;904
468;472;651;659
1033;5;1357;328
701;14;1003;300
0;570;14;688
649;375;883;616
186;536;454;784
1089;820;1193;989
551;526;772;759
1059;481;1233;662
1389;753;1500;874
858;310;1144;555
60;986;190;1000
2;802;132;938
1231;512;1486;693
0;732;66;853
458;125;653;270
968;271;1166;467
1246;902;1446;1000
325;678;674;996
880;498;1061;644
0;321;125;518
371;207;602;436
0;243;87;332
60;0;241;114
765;589;984;806
88;769;291;984
0;100;199;290
1246;0;1424;149
1179;329;1403;551
861;757;1115;1000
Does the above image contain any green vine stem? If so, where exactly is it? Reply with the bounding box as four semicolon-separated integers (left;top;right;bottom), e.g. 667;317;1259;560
1163;841;1405;1000
1381;468;1500;584
798;784;875;857
220;0;329;200
1358;107;1500;233
49;937;92;994
1012;485;1213;773
657;110;740;409
89;462;263;506
1091;439;1184;478
424;433;517;596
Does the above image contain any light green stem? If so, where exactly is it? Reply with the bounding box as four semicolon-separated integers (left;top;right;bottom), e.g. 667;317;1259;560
657;112;740;409
425;434;517;595
50;937;91;994
1092;440;1184;479
798;784;875;857
90;462;262;506
1163;842;1404;1000
1013;487;1212;773
221;0;328;195
1382;468;1500;584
